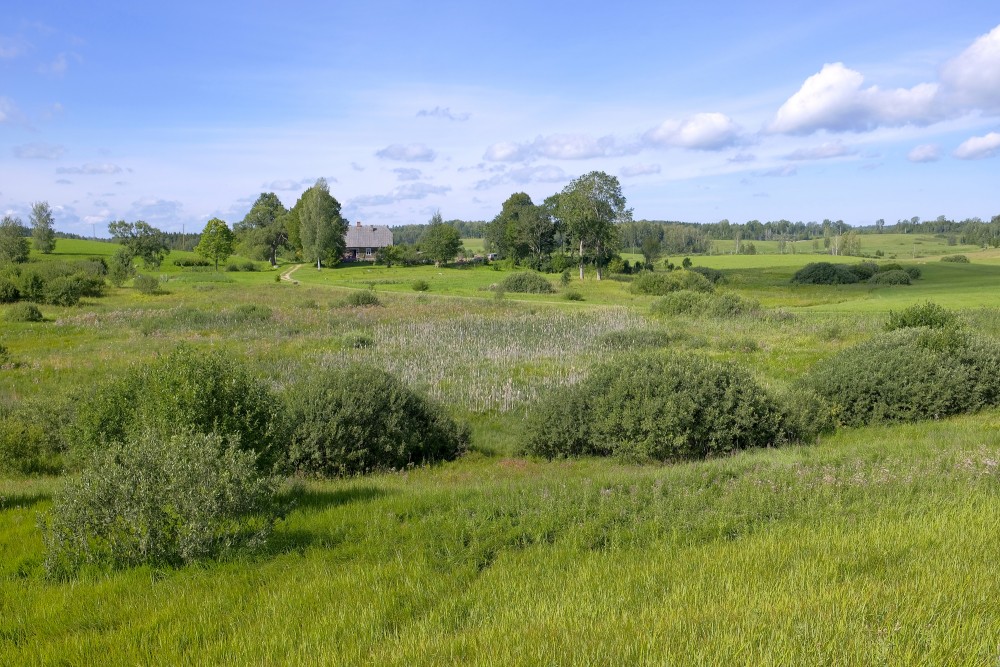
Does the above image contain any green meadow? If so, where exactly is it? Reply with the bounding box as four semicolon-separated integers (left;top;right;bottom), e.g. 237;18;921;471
3;238;1000;664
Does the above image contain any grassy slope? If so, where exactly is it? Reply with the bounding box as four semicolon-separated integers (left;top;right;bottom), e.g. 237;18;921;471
4;241;1000;663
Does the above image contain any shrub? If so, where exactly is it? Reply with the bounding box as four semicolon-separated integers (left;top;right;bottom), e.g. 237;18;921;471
224;303;272;323
499;271;555;294
650;290;710;316
689;266;725;284
563;289;584;301
345;289;380;307
411;279;430;292
40;430;280;577
173;257;211;267
0;410;64;475
18;270;47;302
847;262;878;280
705;293;761;318
43;275;85;306
133;273;161;294
0;277;20;303
6;303;43;322
285;366;469;476
904;266;922;280
108;248;136;286
523;354;805;462
790;262;859;285
868;270;910;285
73;345;283;468
879;262;904;273
886;301;956;331
801;327;1000;427
631;270;714;295
941;254;969;263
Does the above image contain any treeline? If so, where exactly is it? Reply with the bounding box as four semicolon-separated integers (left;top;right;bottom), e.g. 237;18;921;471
392;220;486;245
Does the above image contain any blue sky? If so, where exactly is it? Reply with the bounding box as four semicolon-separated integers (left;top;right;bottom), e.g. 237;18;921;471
1;1;999;234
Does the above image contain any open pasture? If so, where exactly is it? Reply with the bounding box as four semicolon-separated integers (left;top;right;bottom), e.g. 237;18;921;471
3;240;1000;664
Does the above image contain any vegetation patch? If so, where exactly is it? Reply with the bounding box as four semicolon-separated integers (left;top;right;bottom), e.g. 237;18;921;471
5;302;43;322
343;289;381;307
631;270;714;295
868;269;911;286
886;301;956;331
790;262;860;285
499;271;555;294
941;254;970;263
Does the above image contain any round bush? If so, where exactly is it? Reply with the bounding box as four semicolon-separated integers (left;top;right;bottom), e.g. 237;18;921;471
133;273;160;294
689;266;725;284
790;262;859;285
345;289;380;307
499;271;555;294
411;279;430;292
868;269;910;285
801;328;1000;427
879;262;904;273
285;366;469;476
41;430;280;577
631;270;714;295
74;345;282;467
523;354;803;462
0;277;19;304
5;302;43;322
904;266;922;280
941;255;969;263
44;275;85;306
885;301;955;331
847;262;878;280
563;289;584;301
650;290;710;316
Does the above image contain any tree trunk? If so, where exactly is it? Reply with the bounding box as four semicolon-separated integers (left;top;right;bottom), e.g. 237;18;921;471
578;239;585;280
595;240;603;281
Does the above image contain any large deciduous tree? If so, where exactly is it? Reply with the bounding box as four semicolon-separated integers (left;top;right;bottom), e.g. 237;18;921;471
295;179;347;269
420;212;462;267
0;215;30;264
195;218;235;271
234;192;289;267
556;171;631;280
30;202;56;254
108;220;170;268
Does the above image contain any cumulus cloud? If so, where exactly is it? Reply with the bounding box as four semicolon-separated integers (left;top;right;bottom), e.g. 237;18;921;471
644;113;742;150
620;164;661;177
953;132;1000;160
350;182;450;207
474;165;570;190
907;144;941;163
785;141;856;160
375;143;437;162
417;106;470;121
13;142;65;159
484;134;638;162
56;163;123;175
393;168;422;181
769;63;941;134
941;24;1000;112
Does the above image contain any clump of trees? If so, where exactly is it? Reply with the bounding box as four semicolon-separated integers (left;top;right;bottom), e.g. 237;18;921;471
791;262;922;286
630;270;714;295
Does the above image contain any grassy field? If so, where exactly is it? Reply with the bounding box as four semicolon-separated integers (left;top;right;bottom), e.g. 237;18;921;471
3;238;1000;663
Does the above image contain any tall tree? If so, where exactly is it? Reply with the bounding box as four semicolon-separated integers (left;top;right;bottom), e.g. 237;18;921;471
234;192;289;266
195;218;235;271
108;220;170;268
30;201;57;254
555;171;631;280
0;215;30;264
485;192;534;261
420;211;462;267
295;179;347;269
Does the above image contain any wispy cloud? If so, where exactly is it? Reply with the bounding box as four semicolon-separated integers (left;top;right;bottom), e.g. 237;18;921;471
349;182;451;207
56;163;123;175
13;142;65;159
375;143;437;162
785;141;855;160
907;144;941;163
474;164;570;190
484;133;639;162
620;164;661;177
393;168;422;181
261;177;322;191
417;106;470;121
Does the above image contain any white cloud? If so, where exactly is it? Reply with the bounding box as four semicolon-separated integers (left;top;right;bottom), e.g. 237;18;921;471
769;63;942;135
644;112;741;150
484;134;638;162
474;164;570;190
785;141;856;160
13;142;65;159
620;164;661;177
941;24;1000;112
907;144;941;163
56;163;123;175
953;132;1000;160
393;168;422;181
728;153;756;163
375;143;437;162
417;106;470;121
483;141;530;162
261;177;319;191
0;97;19;124
349;182;450;207
760;165;798;177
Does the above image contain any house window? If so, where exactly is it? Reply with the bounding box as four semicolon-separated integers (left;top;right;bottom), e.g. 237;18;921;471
366;248;372;257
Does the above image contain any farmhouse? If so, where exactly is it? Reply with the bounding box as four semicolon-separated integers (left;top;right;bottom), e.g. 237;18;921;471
344;221;393;261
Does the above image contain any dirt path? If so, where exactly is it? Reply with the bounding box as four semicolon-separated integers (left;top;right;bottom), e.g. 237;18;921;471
280;264;304;282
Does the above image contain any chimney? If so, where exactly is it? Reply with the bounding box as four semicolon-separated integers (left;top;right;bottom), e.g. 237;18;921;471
356;221;361;227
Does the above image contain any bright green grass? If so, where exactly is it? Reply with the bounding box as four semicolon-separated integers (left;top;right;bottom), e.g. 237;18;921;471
711;232;981;259
3;413;1000;664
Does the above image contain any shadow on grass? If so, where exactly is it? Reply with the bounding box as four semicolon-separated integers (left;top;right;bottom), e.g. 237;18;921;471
268;485;395;556
0;492;51;512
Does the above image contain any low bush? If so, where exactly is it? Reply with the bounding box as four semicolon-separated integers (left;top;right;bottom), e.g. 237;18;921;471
847;262;879;280
801;327;1000;427
133;273;161;294
563;289;584;301
5;302;43;322
0;411;64;475
868;270;911;286
411;279;430;292
650;290;760;318
879;262;904;273
499;271;555;294
904;266;922;280
523;354;812;462
73;345;283;468
224;303;272;323
41;430;281;577
706;293;761;318
344;289;381;307
790;262;859;285
285;366;469;476
173;257;211;267
631;270;714;295
941;254;970;263
886;301;956;331
689;266;725;284
44;275;86;306
0;277;20;303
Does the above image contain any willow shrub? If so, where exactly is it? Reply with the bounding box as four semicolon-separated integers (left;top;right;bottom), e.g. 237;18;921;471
523;354;816;462
802;327;1000;427
41;430;280;578
631;270;713;295
499;271;555;294
73;345;283;468
285;365;469;476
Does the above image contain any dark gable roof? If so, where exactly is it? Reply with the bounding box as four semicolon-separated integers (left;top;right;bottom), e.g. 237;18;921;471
345;224;393;248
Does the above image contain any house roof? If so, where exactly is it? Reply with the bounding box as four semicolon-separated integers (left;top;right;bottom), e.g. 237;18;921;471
345;224;393;248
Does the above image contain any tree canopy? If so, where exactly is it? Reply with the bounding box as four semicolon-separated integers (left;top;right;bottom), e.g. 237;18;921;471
195;218;235;271
555;171;631;280
0;215;30;264
108;220;170;268
234;192;289;266
420;212;463;267
30;201;56;254
294;179;347;269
